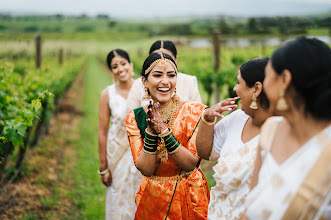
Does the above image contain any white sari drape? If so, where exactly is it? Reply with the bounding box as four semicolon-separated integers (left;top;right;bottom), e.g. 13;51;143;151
245;117;331;220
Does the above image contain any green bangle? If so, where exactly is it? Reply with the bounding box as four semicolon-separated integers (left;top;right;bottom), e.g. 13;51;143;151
143;142;157;153
145;135;157;143
163;133;181;153
167;141;180;153
164;135;176;147
144;138;158;146
142;148;157;155
168;144;181;154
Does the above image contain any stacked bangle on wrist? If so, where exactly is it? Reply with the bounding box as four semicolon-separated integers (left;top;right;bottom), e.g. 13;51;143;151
143;129;158;155
163;133;181;154
98;168;109;176
201;108;216;125
158;127;170;137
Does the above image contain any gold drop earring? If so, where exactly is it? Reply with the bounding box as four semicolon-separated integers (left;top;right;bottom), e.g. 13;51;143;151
142;87;151;101
172;87;180;102
276;90;288;111
249;95;258;109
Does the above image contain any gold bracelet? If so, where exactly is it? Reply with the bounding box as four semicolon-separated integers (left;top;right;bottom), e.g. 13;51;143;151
144;136;158;143
201;108;216;125
144;143;157;150
168;145;181;155
158;128;171;137
142;148;157;155
145;128;158;137
98;168;109;176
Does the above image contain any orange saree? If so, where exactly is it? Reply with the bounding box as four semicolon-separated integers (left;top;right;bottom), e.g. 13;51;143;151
126;101;210;220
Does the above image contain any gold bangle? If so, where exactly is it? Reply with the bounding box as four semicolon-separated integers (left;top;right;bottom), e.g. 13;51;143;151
98;168;109;176
168;145;181;155
166;141;179;151
145;128;158;137
201;108;216;125
158;128;170;137
142;148;157;155
144;136;157;143
165;134;173;142
144;142;157;149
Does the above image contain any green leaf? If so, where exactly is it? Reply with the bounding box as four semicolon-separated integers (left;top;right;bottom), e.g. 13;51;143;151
32;99;42;112
0;136;7;143
15;122;27;137
12;137;24;147
22;109;34;126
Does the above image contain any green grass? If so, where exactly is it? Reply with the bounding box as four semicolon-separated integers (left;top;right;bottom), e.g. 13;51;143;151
307;27;330;36
70;55;112;219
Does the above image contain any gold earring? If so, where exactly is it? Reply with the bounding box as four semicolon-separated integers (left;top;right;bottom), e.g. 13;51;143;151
276;90;288;111
142;87;150;101
112;75;117;84
172;88;180;102
249;95;258;109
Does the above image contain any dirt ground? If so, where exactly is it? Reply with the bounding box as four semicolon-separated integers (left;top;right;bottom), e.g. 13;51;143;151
0;70;84;219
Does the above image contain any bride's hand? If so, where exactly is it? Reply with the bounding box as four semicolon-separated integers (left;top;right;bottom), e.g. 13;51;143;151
146;99;167;134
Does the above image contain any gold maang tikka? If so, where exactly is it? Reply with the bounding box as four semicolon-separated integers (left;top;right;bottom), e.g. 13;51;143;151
158;53;168;70
144;53;178;75
160;40;164;53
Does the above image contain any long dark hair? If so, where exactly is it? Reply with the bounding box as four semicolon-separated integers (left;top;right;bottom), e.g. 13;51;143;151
271;36;331;120
149;40;177;58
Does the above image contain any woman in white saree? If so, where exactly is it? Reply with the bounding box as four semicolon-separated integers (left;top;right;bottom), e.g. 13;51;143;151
98;49;142;220
243;37;331;220
196;58;271;220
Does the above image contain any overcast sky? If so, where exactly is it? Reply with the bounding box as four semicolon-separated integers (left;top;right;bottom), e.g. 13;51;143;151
1;0;331;18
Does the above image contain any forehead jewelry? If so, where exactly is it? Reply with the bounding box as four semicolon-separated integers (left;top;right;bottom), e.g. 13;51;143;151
160;40;164;52
158;53;167;70
144;53;178;75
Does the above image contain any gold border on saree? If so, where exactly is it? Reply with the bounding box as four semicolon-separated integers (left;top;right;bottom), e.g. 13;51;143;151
147;168;196;183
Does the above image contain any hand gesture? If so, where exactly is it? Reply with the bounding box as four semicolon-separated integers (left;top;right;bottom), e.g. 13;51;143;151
203;97;239;122
146;99;167;134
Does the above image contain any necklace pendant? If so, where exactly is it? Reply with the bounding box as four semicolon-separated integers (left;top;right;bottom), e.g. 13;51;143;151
159;148;168;163
157;138;168;162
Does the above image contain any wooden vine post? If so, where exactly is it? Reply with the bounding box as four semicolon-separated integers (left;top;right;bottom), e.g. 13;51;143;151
59;48;63;65
35;35;42;69
212;29;221;104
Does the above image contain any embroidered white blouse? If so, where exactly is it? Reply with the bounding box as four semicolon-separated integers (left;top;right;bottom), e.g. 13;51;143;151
208;109;259;220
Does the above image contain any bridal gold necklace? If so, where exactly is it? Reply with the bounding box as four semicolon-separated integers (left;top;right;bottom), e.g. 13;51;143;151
157;96;178;162
159;98;175;124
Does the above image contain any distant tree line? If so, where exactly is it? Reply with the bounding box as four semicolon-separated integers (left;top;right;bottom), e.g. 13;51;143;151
0;12;329;36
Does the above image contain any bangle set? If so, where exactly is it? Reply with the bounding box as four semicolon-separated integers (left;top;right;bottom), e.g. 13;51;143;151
98;168;109;176
143;129;158;154
163;133;181;153
158;127;170;137
201;108;216;125
143;128;181;159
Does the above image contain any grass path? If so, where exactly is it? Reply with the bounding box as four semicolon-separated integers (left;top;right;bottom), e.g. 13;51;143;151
69;54;113;219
